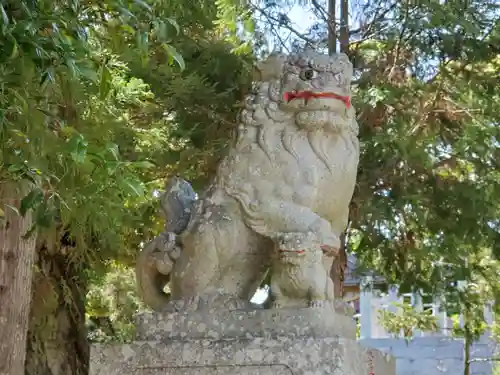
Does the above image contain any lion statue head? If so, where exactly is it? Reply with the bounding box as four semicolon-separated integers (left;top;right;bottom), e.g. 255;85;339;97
240;49;357;136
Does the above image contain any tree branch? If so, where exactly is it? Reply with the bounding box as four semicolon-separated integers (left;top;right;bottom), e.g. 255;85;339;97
249;4;316;46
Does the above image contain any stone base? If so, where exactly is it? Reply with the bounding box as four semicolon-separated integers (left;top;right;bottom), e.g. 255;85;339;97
135;302;356;341
90;304;395;375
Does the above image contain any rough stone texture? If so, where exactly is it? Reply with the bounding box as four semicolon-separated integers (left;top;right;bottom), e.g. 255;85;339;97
91;305;395;375
136;302;356;341
135;50;360;312
361;337;497;375
91;337;394;375
132;366;293;374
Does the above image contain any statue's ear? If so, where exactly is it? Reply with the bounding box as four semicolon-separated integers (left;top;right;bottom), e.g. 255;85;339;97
253;53;287;82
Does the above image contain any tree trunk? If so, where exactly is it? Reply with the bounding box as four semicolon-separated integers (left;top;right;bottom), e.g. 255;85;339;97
327;0;336;54
329;0;350;299
24;240;89;375
330;231;347;298
463;329;471;375
0;182;38;375
339;0;349;54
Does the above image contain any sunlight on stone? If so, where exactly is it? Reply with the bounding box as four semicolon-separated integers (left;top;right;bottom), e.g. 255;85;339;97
250;285;269;304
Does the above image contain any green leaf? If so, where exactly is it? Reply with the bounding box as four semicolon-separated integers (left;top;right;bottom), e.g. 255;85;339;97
68;134;88;164
243;18;254;33
105;161;119;175
7;88;28;112
118;6;136;19
78;66;99;82
162;44;185;70
136;31;149;52
349;230;364;251
133;0;152;12
99;65;113;100
20;188;44;216
106;143;120;161
0;4;9;25
120;24;136;35
132;161;155;169
121;178;145;197
153;20;168;40
8;37;19;60
33;202;55;228
165;17;180;34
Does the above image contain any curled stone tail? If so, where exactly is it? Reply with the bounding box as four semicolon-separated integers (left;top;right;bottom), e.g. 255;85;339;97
135;239;172;311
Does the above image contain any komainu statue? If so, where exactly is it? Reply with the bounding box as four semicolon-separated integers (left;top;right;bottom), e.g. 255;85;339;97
136;50;359;311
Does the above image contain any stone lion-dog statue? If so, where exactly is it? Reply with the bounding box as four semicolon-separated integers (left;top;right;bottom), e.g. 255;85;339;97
136;49;359;311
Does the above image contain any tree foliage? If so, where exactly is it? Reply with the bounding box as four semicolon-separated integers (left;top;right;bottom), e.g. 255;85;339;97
378;302;439;342
1;0;499;367
0;0;255;370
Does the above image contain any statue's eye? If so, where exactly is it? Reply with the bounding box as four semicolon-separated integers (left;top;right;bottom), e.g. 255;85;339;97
300;69;316;80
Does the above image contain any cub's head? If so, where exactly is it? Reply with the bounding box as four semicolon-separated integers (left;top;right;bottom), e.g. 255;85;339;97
273;231;324;266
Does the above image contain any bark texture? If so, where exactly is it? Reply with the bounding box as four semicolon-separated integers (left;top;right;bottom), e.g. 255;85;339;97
25;239;89;375
0;182;38;375
330;231;347;298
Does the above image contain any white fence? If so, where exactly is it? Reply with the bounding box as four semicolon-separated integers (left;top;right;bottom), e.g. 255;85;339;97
361;337;496;375
356;277;495;339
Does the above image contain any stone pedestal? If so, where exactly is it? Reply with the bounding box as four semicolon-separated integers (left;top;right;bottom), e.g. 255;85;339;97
90;300;395;375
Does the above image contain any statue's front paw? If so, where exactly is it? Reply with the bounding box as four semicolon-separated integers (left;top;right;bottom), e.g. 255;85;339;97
154;232;182;260
307;220;340;253
318;233;340;256
157;232;177;251
320;244;339;257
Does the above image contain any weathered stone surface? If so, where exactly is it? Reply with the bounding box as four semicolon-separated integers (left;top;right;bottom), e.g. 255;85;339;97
136;302;356;341
132;366;292;374
90;337;394;375
91;305;395;375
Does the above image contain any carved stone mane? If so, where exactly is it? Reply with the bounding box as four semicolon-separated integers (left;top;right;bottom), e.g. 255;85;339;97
236;52;357;162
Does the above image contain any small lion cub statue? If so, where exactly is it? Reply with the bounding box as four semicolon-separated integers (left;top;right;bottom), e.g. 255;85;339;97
270;231;335;309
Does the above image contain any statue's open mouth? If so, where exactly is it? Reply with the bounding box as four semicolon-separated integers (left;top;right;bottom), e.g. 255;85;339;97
284;90;351;108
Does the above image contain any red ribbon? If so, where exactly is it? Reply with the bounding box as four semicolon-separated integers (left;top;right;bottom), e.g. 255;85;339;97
284;91;351;108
